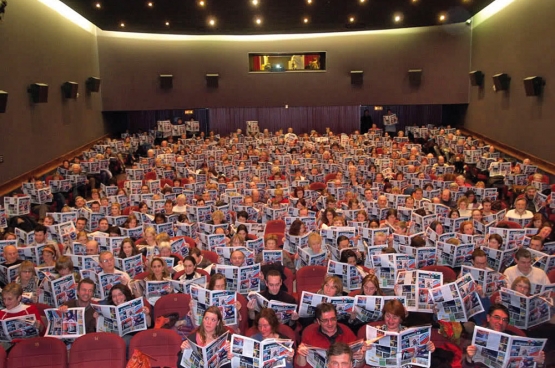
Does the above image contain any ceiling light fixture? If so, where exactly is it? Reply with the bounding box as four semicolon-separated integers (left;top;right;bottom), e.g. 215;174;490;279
349;17;355;23
199;0;205;6
165;21;170;26
147;2;153;7
303;17;309;24
394;14;403;22
255;17;262;25
307;0;312;4
252;0;259;6
208;18;216;26
120;22;125;27
95;3;101;9
439;14;446;21
360;0;365;3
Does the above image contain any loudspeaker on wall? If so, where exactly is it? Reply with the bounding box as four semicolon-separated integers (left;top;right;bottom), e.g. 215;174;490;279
523;76;545;96
408;69;422;86
86;77;101;92
28;83;49;103
492;73;510;91
469;71;484;87
206;74;219;88
61;81;78;99
0;91;7;113
351;71;363;86
160;74;173;89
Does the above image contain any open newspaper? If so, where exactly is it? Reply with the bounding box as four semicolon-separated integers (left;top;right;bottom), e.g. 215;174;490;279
460;265;506;297
191;284;238;326
180;331;229;368
115;254;144;278
365;325;432;367
92;297;147;336
480;246;517;272
498;288;552;329
436;241;473;268
298;291;354;320
327;260;363;291
429;274;484;322
0;315;40;342
297;247;327;268
230;334;294;368
247;292;298;325
353;295;406;323
39;274;77;307
214;264;260;294
44;307;86;340
0;263;21;286
471;326;546;368
370;254;416;289
144;280;175;305
396;270;443;312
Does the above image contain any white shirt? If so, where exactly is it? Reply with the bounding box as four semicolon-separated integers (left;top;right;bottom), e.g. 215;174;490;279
503;265;549;286
505;209;533;220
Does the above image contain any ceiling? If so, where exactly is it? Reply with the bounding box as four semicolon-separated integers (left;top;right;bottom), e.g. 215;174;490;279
60;0;495;35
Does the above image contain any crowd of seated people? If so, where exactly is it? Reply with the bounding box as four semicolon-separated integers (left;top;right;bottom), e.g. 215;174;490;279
0;124;553;367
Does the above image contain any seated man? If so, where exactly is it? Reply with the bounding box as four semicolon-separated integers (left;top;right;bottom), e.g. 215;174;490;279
327;342;354;368
59;278;97;333
247;269;298;328
463;304;546;367
98;251;131;289
296;303;366;367
505;198;533;222
0;245;23;287
85;239;99;255
503;248;549;285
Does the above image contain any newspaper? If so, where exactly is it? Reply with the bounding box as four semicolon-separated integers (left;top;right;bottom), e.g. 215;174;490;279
498;288;552;329
396;270;443;312
180;331;229;368
214;264;261;294
471;326;546;368
230;334;293;368
0;315;39;342
190;284;238;326
353;295;406;323
429;274;484;322
365;325;432;367
92;297;147;336
44;307;86;340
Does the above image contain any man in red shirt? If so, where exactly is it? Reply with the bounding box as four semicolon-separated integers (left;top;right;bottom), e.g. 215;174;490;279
296;303;366;367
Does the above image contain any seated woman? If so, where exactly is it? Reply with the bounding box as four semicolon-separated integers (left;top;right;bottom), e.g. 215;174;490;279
39;244;58;268
178;306;231;368
347;274;384;333
15;261;40;303
118;238;141;259
98;284;151;356
255;234;295;275
55;255;81;282
340;249;368;278
179;256;202;281
370;299;435;350
0;283;45;349
250;308;295;368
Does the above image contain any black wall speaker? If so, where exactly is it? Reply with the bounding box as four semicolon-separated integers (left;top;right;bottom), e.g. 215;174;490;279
408;69;422;86
469;71;484;87
206;74;219;88
160;74;173;89
0;91;7;113
86;77;101;92
523;76;545;96
492;73;511;91
350;71;363;86
61;81;78;99
28;83;49;103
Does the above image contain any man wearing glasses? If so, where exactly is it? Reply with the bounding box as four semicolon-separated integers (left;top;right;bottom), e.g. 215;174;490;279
463;304;546;367
98;251;131;287
296;303;366;367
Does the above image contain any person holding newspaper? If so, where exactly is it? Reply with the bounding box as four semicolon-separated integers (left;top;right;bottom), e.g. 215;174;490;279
296;303;368;367
463;304;546;367
178;306;231;368
59;278;97;333
503;248;549;286
252;308;295;367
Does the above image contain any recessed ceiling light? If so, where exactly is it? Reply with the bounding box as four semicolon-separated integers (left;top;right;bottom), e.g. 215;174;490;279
307;0;312;4
360;0;365;3
252;0;259;5
165;21;170;26
199;0;205;6
255;17;262;25
95;3;101;9
208;18;216;26
394;14;403;22
147;2;153;7
120;22;125;27
439;14;446;21
303;17;309;24
349;17;355;23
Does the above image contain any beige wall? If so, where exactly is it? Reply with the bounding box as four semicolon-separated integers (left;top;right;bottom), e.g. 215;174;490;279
465;0;555;163
98;24;471;111
0;1;104;183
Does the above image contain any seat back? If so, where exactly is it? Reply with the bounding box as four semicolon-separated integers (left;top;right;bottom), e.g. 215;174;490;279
420;265;457;283
283;267;295;295
7;337;67;368
236;292;249;334
0;345;6;368
296;266;327;293
123;205;139;216
264;220;286;235
128;329;182;368
133;271;150;280
201;250;219;264
548;269;555;283
68;332;126;368
154;293;191;320
495;220;522;229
